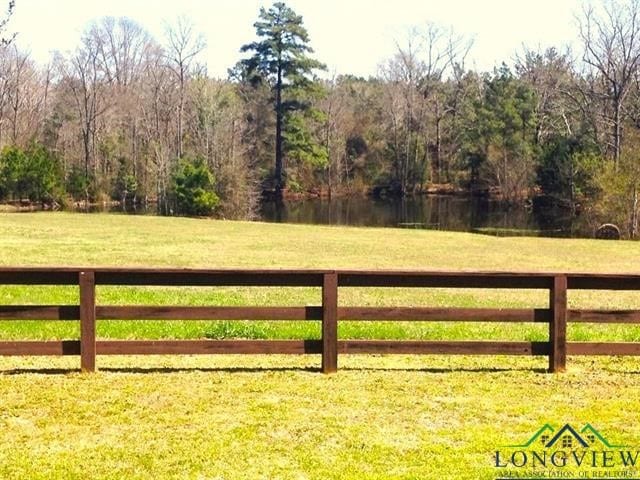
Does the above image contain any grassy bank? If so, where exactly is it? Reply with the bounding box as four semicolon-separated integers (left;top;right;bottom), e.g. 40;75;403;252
1;211;639;271
0;212;639;342
1;213;640;479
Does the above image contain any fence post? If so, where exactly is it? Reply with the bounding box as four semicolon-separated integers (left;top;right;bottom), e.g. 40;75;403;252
322;272;338;374
79;271;96;372
549;274;567;373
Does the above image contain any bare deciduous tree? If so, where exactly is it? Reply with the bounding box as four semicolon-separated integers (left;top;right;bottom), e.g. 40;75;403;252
578;0;640;164
57;33;110;180
164;16;205;159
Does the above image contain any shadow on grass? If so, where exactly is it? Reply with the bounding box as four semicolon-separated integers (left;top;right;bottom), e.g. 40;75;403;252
339;366;549;374
0;365;549;375
0;366;319;375
0;368;79;375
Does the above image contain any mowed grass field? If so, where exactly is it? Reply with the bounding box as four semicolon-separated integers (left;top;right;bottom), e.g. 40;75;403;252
1;212;640;479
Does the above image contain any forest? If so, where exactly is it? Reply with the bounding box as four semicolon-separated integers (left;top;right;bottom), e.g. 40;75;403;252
1;1;640;235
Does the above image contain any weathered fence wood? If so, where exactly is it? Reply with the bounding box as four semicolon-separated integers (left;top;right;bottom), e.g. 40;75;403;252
339;307;551;322
95;306;323;320
337;340;549;355
79;271;96;372
0;268;638;373
0;340;80;355
568;309;640;323
567;342;640;355
338;271;553;289
94;269;325;286
0;269;79;285
568;274;640;290
322;272;338;373
549;275;567;372
0;306;79;320
96;340;322;355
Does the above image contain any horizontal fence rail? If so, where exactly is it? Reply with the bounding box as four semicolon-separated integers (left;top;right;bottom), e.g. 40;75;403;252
0;268;639;372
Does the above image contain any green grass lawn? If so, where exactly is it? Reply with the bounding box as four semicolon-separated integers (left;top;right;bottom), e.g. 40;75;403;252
1;212;640;479
1;212;640;342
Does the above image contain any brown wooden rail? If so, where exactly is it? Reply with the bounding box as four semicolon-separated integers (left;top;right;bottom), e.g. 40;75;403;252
0;268;639;373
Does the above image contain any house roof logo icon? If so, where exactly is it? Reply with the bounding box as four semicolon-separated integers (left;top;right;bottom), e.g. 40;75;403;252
504;423;628;449
545;424;588;448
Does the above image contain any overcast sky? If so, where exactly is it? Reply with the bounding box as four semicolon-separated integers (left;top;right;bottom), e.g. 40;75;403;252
9;0;585;78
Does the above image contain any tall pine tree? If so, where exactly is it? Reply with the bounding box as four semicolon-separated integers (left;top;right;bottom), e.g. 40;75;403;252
236;2;325;196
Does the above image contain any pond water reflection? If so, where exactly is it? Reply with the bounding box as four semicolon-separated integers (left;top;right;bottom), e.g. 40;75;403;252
259;195;592;238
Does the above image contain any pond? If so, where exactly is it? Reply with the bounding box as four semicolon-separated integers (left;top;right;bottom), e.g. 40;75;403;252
258;195;592;238
59;194;591;238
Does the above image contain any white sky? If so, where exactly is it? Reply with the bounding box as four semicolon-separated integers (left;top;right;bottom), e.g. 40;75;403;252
9;0;585;78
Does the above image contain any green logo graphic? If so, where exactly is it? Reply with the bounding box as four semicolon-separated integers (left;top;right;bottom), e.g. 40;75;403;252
494;423;638;477
505;423;628;449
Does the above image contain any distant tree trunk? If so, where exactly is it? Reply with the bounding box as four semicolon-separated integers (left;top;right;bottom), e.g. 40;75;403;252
614;100;622;166
83;128;91;178
177;67;184;158
435;114;442;183
274;61;283;196
631;185;638;239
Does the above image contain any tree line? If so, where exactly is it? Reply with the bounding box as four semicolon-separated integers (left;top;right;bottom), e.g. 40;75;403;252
2;1;640;233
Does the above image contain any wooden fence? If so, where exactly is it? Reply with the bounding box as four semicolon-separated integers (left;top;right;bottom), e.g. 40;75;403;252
0;268;639;373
